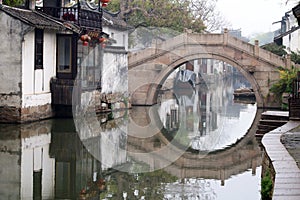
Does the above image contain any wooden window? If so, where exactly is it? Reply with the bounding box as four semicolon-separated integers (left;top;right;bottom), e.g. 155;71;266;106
57;35;72;73
35;29;44;70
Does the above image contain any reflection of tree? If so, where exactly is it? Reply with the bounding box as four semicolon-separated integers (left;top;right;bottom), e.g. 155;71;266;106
99;169;178;199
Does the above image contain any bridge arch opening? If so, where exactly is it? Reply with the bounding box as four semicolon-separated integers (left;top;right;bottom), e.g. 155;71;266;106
146;54;262;108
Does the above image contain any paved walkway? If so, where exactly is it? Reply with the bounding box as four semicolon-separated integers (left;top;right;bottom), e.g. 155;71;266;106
262;121;300;200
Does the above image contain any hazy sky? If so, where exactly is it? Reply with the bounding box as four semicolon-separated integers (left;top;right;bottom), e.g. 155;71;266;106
216;0;296;36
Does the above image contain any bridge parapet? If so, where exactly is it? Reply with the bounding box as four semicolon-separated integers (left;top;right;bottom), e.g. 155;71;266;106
128;32;293;108
129;32;290;70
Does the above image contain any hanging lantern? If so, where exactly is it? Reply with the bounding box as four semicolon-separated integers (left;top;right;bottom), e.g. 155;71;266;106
80;35;86;41
83;41;89;46
80;34;89;41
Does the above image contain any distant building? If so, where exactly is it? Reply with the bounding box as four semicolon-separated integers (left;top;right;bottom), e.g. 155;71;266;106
274;7;300;53
222;28;250;43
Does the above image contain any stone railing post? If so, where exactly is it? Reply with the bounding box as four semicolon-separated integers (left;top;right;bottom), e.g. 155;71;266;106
223;28;228;46
254;40;259;57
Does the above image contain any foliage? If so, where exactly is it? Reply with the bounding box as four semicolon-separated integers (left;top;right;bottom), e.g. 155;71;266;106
3;0;24;6
270;66;299;96
261;169;273;200
291;50;300;64
129;26;180;49
261;43;287;57
105;0;227;33
106;0;204;33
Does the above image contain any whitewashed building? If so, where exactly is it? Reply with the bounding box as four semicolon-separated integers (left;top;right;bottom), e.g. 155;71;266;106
0;0;130;123
100;10;131;111
274;6;300;53
0;4;78;123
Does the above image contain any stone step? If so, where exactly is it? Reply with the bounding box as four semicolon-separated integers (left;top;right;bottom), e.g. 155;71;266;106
257;124;279;131
261;111;289;121
256;129;269;135
255;133;265;138
259;119;288;126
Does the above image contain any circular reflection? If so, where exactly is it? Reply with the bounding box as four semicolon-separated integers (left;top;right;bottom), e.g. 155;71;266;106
158;69;257;152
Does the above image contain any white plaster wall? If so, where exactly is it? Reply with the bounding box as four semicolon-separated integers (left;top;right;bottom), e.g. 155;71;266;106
22;93;52;108
0;12;24;107
102;52;128;95
22;30;56;108
22;31;34;95
283;30;300;53
43;30;56;91
103;26;129;51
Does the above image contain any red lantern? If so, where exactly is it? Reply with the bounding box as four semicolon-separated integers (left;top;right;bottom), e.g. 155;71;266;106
102;3;107;7
83;41;88;46
80;34;89;41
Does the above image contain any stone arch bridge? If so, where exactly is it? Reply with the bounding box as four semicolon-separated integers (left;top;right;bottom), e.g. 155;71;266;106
128;30;292;108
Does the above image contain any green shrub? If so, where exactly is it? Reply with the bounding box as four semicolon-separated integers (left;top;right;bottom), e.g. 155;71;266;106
270;66;299;97
261;169;273;200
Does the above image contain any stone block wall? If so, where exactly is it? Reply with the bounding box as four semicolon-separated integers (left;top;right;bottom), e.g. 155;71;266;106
0;104;54;123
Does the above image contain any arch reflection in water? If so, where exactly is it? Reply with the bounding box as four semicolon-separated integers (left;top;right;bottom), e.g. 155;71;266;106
158;73;257;152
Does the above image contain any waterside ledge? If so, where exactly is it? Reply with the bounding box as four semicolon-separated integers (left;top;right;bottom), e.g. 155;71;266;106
262;121;300;200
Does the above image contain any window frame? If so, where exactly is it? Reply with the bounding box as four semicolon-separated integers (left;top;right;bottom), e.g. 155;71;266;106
34;29;44;70
57;35;72;73
56;34;77;79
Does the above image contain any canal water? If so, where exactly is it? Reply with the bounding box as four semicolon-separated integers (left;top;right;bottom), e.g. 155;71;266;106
0;75;263;200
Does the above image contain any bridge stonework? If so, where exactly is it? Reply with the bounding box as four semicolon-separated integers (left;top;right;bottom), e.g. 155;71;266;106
128;31;292;108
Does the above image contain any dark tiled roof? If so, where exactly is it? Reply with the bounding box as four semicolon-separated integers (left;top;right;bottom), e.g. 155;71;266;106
0;5;70;31
102;9;132;30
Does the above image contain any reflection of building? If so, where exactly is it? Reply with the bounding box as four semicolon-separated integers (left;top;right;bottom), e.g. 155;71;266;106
0;121;55;199
159;71;255;151
194;58;234;84
0;114;128;199
50;122;104;199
